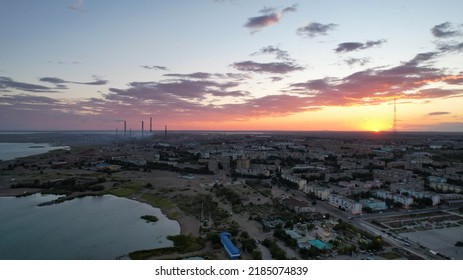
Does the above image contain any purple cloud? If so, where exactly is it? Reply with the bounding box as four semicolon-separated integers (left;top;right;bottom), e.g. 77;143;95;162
232;61;304;74
39;76;108;86
344;57;371;66
108;78;246;100
297;22;337;38
252;46;293;61
140;65;169;71
0;77;58;93
431;22;461;38
244;4;298;33
290;52;463;106
335;40;387;53
164;72;213;79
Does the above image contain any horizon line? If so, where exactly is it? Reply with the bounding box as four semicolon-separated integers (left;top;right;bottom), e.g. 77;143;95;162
1;129;463;134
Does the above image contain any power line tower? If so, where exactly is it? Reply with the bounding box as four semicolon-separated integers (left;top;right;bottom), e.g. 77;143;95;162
393;98;398;141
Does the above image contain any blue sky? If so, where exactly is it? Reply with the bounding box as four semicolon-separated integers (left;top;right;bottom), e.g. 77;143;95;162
1;0;462;131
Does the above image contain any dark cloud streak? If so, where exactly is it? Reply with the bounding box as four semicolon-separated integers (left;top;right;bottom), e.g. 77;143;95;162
232;61;304;74
335;40;386;53
431;22;461;38
252;46;293;61
0;77;58;93
140;65;169;71
427;111;450;116
40;76;108;86
297;22;337;38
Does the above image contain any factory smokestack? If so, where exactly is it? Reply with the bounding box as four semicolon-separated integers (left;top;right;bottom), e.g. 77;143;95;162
165;125;167;137
124;121;127;136
150;117;152;133
142;121;144;136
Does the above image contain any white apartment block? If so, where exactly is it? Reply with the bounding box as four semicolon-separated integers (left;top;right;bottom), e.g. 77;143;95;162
304;184;331;200
374;190;414;208
328;194;362;215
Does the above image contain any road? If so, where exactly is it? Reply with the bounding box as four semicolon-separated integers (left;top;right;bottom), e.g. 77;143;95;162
290;189;448;259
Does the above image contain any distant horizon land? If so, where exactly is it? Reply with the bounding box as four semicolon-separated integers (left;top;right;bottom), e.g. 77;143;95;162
1;129;463;134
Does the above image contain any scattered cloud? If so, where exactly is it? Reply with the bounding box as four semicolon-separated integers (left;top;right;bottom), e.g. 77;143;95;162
431;22;461;38
0;77;58;93
108;78;247;101
164;72;213;79
427;111;450;116
232;61;304;74
270;77;284;82
251;46;293;61
296;22;337;38
290;52;463;107
244;4;298;33
335;40;387;53
140;65;169;71
69;0;85;13
39;77;108;86
164;72;249;80
0;94;60;106
344;57;371;66
438;41;463;53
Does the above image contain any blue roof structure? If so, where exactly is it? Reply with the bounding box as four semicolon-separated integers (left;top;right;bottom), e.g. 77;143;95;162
308;239;332;250
219;232;240;259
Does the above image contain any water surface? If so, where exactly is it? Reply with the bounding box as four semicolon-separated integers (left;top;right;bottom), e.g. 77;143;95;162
0;194;179;259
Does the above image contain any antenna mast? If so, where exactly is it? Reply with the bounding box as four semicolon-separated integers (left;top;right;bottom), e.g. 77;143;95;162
393;98;397;139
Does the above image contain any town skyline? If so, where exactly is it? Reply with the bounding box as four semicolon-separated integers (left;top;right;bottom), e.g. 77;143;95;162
1;0;462;132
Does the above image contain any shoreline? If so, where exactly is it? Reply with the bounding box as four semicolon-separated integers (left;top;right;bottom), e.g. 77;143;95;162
0;187;195;237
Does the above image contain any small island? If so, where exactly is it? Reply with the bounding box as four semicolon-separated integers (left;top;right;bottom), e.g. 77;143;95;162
141;215;158;223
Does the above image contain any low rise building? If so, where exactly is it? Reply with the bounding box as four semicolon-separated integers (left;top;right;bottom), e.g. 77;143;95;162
328;194;362;215
373;190;414;208
399;188;441;206
281;173;307;190
304;184;331;200
359;198;387;211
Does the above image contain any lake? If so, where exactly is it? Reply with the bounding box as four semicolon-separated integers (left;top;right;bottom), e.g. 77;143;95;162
0;142;70;161
0;194;180;259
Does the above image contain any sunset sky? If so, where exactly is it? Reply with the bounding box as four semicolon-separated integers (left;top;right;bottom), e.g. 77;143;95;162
1;0;462;132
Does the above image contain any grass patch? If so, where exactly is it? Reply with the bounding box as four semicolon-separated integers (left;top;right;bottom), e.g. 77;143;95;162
165;211;180;220
142;193;174;209
105;181;146;197
141;215;158;223
106;187;137;197
129;234;205;259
